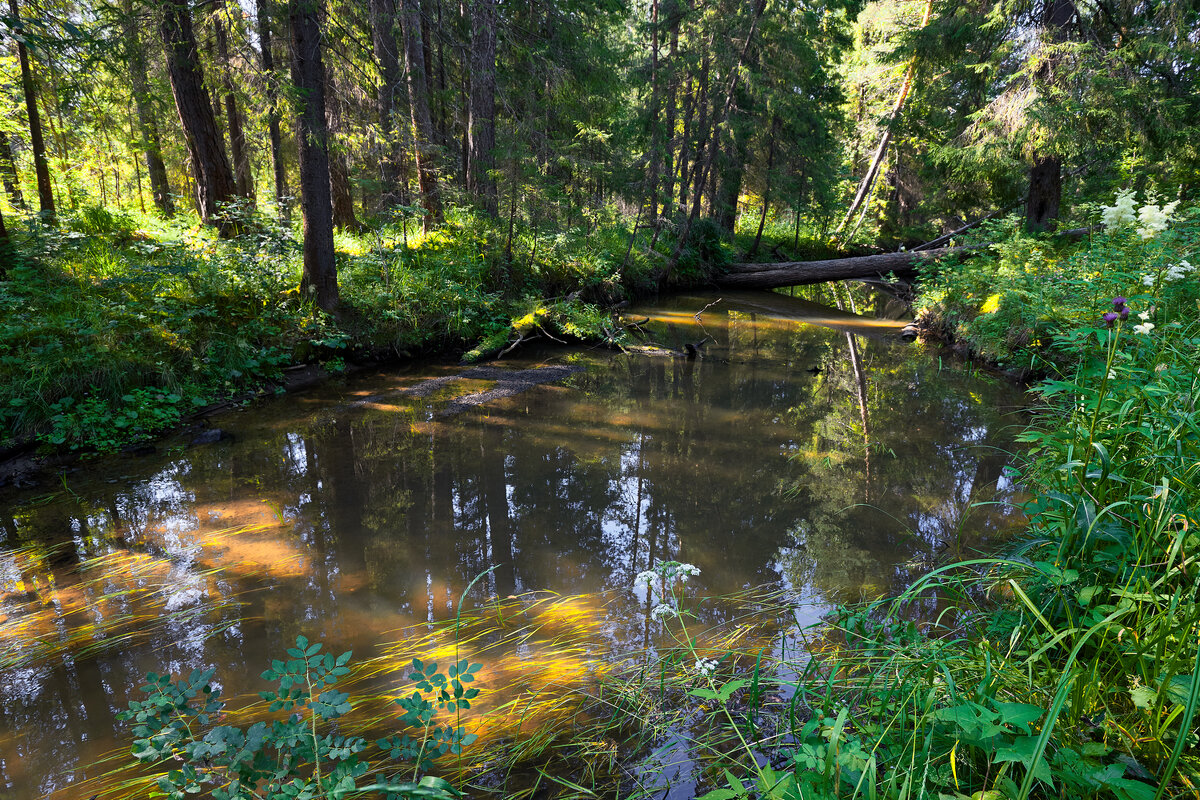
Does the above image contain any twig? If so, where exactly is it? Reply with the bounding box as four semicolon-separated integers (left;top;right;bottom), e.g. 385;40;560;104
694;298;722;321
498;332;537;358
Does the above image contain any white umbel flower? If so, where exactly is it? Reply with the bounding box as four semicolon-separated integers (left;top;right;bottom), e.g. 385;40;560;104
651;604;677;621
695;657;718;677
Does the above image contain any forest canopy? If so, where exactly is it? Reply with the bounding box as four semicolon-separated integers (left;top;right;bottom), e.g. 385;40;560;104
0;0;1193;266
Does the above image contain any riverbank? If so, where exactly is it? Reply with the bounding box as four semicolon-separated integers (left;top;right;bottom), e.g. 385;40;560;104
689;207;1200;798
0;205;870;485
0;205;684;469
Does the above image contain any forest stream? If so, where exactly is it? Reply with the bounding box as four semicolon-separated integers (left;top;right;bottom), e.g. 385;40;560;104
0;289;1030;799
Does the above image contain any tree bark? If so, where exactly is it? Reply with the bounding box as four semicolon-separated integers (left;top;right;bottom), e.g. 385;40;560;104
289;0;339;311
8;0;54;223
713;100;749;234
467;0;497;214
1024;154;1062;232
1023;0;1075;232
324;73;361;231
0;129;26;210
122;0;174;216
368;0;404;205
0;201;9;268
159;0;238;232
214;0;255;204
401;0;443;228
717;247;962;290
720;227;1091;290
256;0;290;218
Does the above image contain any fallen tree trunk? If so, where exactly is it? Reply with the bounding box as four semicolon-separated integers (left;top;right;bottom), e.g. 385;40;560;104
717;227;1093;290
716;245;966;290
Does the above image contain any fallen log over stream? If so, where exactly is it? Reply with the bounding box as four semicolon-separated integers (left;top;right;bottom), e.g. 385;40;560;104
716;227;1092;290
715;246;966;290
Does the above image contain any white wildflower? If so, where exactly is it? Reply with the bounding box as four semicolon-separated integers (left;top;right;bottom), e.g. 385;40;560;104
651;604;677;622
1138;310;1151;321
675;562;701;583
1133;322;1155;335
1101;188;1137;228
634;570;658;590
1164;260;1194;282
695;657;718;677
1107;370;1117;380
1142;274;1157;287
1136;199;1179;239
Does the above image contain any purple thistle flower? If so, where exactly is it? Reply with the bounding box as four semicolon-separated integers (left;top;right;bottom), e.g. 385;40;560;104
1112;296;1127;310
1119;307;1130;320
1103;312;1119;327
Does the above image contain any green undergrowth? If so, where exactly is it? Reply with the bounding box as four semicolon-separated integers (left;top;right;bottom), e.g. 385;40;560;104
914;209;1200;370
0;204;709;454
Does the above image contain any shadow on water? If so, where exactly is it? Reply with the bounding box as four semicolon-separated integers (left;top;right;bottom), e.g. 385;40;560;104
0;288;1029;798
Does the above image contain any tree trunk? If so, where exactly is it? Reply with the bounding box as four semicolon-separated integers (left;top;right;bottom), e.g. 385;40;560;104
214;0;255;205
718;247;961;290
713;101;749;234
159;0;238;232
467;0;497;214
1024;0;1075;232
835;0;933;236
368;0;404;205
401;0;443;228
668;2;765;272
1024;154;1061;232
8;0;54;223
256;0;290;218
324;74;361;231
0;202;9;269
289;0;339;311
0;129;26;210
123;0;174;216
719;227;1090;289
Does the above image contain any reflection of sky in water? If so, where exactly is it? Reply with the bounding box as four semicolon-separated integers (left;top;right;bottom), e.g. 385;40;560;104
0;290;1028;799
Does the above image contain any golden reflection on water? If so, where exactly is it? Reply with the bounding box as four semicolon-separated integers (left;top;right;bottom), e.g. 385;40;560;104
0;288;1028;799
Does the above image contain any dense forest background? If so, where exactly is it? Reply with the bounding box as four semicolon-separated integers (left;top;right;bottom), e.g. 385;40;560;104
1;0;1196;281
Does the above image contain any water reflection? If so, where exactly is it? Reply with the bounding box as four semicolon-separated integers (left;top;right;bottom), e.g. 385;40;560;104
0;289;1027;798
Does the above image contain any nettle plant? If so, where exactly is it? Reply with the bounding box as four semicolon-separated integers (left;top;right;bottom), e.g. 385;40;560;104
121;636;480;800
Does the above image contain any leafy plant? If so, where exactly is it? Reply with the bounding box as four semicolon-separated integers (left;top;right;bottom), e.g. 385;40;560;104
121;636;479;800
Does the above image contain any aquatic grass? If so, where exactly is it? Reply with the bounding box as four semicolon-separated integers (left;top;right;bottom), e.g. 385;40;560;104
0;539;253;672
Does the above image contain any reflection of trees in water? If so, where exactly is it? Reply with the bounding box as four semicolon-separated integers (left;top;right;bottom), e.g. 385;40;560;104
0;293;1025;799
774;305;1024;606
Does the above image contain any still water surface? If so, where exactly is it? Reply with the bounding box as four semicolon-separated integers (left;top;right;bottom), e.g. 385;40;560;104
0;290;1028;798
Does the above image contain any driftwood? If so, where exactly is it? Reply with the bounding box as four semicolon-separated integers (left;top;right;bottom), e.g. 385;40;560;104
718;227;1094;291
